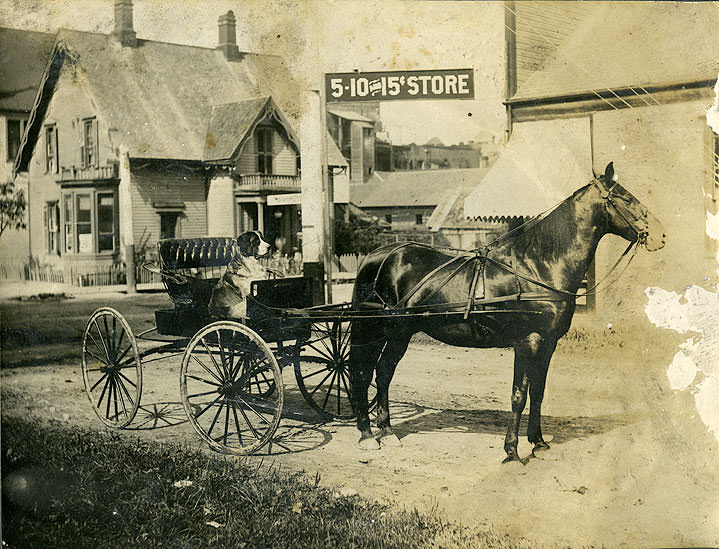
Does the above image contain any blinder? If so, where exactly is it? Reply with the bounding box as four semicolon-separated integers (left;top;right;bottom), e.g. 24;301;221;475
593;178;649;245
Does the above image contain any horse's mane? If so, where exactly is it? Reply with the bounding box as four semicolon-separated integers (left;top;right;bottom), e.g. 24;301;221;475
503;185;589;261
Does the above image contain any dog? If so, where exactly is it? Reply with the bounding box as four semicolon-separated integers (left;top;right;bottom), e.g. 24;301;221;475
208;230;273;319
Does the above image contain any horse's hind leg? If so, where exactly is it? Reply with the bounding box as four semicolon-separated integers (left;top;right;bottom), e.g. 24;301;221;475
504;332;547;465
527;340;556;455
374;328;411;446
349;320;385;450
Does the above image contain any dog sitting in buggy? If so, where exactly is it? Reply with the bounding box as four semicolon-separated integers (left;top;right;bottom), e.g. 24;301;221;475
208;230;280;320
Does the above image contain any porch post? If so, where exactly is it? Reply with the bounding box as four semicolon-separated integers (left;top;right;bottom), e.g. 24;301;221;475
257;197;265;234
118;148;136;294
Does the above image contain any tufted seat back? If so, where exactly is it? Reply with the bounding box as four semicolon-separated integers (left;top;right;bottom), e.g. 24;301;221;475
157;237;235;271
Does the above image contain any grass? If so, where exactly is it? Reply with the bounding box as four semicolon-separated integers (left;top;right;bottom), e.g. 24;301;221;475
2;416;519;549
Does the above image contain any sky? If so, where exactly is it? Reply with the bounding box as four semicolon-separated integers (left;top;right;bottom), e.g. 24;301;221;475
0;0;507;146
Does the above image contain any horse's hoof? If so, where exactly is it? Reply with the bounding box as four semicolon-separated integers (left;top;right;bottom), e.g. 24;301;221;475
359;436;381;451
379;433;402;447
531;441;551;456
502;453;528;466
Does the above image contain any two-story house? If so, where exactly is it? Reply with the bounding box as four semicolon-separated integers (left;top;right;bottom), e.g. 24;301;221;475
0;28;55;264
13;2;324;279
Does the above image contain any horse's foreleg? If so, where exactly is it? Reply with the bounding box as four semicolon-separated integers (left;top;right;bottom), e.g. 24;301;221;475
374;329;411;446
349;321;384;450
504;333;544;465
527;340;556;455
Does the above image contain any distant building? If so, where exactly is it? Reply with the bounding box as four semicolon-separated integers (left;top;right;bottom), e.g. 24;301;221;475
326;105;378;183
351;168;489;237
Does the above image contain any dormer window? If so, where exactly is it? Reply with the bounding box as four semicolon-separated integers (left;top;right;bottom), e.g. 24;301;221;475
45;124;58;173
82;117;98;168
256;127;273;174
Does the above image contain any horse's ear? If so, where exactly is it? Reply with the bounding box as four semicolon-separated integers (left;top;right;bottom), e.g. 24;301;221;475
604;162;614;182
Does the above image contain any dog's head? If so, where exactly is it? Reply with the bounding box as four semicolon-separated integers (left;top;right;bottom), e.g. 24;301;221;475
236;230;271;257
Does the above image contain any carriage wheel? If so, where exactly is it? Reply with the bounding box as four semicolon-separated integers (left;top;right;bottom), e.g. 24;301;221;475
82;307;142;428
180;321;283;455
295;321;376;420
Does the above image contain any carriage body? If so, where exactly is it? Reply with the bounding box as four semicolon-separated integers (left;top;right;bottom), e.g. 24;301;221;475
152;237;313;342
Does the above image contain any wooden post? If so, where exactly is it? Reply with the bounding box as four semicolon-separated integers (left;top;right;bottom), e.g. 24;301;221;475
126;243;136;294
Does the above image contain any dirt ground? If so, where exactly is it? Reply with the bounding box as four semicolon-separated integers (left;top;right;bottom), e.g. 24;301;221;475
2;292;718;548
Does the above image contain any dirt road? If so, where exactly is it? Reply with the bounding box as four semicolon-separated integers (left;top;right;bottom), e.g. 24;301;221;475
2;293;718;547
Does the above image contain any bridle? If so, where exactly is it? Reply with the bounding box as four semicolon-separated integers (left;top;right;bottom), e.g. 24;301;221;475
593;177;649;246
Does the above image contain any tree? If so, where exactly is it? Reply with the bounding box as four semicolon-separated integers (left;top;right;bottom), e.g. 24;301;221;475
334;218;384;258
0;180;27;238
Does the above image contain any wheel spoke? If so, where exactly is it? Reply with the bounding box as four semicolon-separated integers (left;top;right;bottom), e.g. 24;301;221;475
116;374;136;408
301;366;330;381
116;370;138;389
103;316;114;358
230;400;244;445
97;375;111;409
115;327;126;359
206;399;225;437
200;338;225;382
185;373;221;387
115;375;129;419
93;320;112;361
215;329;230;379
191;354;223;385
321;370;339;411
309;369;335;397
114;344;132;367
222;402;230;444
87;332;110;363
112;376;120;420
105;376;114;419
85;348;110;367
235;395;272;426
90;372;109;392
233;398;263;438
194;394;223;419
187;389;218;399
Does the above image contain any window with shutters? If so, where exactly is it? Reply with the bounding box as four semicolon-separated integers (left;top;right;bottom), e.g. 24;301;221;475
45;124;58;173
82;117;98;168
255;127;273;174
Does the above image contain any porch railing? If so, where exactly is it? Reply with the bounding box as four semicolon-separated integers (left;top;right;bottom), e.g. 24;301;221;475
234;173;300;192
58;164;119;182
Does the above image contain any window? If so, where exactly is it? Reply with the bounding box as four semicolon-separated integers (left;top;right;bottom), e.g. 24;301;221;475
6;119;25;162
62;189;116;254
160;212;180;240
415;213;423;225
44;201;60;255
256;127;273;174
45;125;58;173
82;118;98;168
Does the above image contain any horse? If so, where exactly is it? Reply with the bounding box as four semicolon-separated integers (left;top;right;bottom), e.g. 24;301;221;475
348;163;666;464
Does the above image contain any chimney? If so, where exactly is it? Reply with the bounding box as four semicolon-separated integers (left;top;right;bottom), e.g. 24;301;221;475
218;10;240;60
113;0;137;47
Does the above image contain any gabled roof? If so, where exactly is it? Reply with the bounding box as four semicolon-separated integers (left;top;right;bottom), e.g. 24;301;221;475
351;168;488;209
0;28;55;112
16;28;295;171
511;2;719;103
204;97;299;163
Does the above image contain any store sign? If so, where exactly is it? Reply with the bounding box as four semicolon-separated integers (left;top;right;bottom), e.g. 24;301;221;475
325;69;474;102
267;193;302;206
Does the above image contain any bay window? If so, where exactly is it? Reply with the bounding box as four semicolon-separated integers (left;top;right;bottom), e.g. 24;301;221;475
62;189;117;254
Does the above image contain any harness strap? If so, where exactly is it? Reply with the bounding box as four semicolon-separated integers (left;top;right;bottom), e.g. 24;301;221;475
395;254;475;309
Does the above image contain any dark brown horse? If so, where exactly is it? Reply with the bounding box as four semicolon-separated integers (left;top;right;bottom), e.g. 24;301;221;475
348;163;666;464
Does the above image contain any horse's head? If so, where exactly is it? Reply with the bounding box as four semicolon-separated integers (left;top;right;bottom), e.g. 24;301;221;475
592;163;666;252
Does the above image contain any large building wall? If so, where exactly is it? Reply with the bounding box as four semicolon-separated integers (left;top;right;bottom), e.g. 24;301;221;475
206;174;235;237
236;127;298;176
591;97;717;323
0;114;30;262
129;166;208;251
25;63;118;270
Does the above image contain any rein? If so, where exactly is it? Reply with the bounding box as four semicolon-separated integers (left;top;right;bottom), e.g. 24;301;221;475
366;177;647;311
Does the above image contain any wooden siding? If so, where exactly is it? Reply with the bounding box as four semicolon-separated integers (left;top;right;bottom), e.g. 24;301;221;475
207;175;235;236
130;167;207;248
236;125;298;176
25;62;119;268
